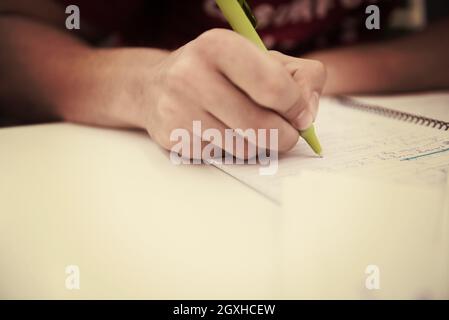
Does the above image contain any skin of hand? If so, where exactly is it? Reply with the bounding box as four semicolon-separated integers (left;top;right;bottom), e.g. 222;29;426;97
140;29;326;157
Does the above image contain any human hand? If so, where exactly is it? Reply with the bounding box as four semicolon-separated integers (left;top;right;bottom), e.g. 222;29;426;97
136;29;326;157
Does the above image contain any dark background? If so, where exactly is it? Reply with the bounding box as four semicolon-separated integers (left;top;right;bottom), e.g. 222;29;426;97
427;1;449;21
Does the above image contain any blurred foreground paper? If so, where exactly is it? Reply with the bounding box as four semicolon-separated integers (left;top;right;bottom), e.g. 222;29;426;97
281;171;449;299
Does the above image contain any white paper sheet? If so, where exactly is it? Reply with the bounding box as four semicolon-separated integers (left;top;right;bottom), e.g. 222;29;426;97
213;97;449;202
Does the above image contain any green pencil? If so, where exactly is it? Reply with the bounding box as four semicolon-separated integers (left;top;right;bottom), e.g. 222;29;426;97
215;0;323;156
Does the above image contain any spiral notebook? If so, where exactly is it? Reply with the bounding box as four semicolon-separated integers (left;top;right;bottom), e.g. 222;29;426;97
212;95;449;203
336;96;449;131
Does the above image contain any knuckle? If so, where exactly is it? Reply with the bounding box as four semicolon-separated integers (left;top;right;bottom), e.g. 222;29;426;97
310;60;327;84
294;60;327;86
165;59;194;93
191;28;232;58
197;28;225;42
155;94;179;125
310;59;326;72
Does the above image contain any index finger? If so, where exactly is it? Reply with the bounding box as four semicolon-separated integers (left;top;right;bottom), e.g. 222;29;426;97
193;29;300;114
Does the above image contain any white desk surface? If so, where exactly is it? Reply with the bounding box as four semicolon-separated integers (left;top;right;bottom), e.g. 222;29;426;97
0;123;279;299
2;91;448;299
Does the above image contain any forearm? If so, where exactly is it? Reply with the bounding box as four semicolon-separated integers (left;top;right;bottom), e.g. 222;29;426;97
0;16;168;127
308;19;449;95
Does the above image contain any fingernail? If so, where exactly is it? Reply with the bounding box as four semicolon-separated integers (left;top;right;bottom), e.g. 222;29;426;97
309;91;320;113
293;110;314;130
293;92;320;130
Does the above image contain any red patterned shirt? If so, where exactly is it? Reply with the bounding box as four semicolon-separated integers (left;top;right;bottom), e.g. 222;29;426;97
59;0;400;53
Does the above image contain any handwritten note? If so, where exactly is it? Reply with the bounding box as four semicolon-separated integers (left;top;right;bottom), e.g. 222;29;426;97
214;98;449;202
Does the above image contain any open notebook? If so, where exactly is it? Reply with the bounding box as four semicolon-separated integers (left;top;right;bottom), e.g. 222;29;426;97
212;95;449;203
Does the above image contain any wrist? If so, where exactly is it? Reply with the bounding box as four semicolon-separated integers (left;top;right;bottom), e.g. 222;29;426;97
57;48;169;129
110;48;169;129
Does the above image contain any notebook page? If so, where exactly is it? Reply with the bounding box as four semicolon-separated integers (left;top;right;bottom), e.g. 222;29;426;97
212;98;449;202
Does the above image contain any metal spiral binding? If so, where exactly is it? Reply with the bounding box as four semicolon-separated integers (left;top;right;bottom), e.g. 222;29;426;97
336;96;449;131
